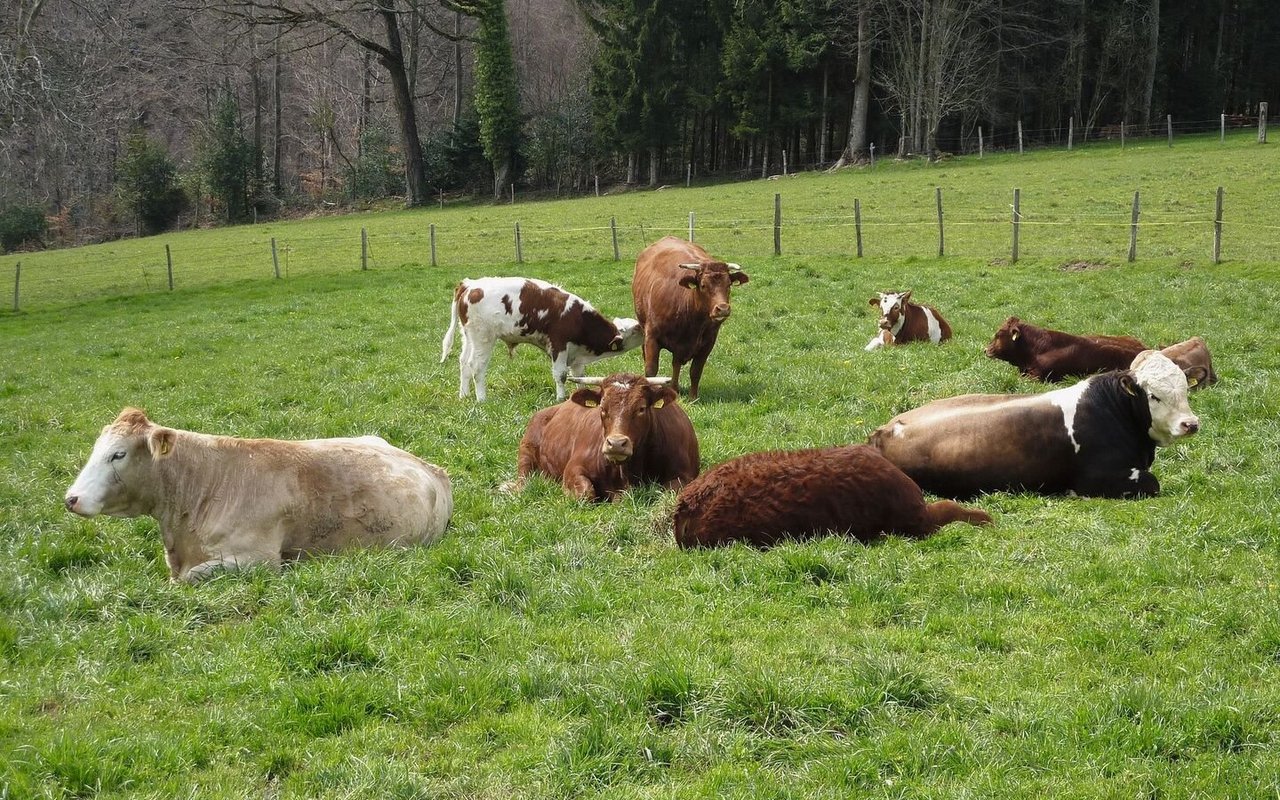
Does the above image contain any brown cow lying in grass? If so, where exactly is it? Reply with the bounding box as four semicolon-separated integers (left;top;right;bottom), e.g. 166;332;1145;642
504;373;700;501
984;316;1148;381
864;290;952;351
672;444;991;548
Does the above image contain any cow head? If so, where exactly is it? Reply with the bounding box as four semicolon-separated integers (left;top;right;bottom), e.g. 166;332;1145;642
677;261;749;322
869;291;911;330
611;317;645;353
1124;351;1205;445
569;374;677;463
64;408;176;518
984;316;1024;359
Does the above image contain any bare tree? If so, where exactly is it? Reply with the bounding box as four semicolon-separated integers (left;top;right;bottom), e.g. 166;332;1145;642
828;0;873;168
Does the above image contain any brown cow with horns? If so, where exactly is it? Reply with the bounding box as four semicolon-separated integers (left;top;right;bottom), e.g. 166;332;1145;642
503;372;700;501
632;236;749;400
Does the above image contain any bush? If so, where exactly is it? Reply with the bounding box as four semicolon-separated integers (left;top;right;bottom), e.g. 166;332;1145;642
117;129;189;235
344;125;402;201
0;205;47;253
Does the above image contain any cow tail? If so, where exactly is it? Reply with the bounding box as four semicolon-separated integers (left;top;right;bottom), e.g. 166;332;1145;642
440;293;460;362
924;499;993;532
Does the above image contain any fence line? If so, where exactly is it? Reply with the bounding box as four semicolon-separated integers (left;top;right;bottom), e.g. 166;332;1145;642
5;182;1277;313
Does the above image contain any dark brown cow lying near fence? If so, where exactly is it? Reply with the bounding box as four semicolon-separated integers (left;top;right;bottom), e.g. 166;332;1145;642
1158;336;1217;388
632;237;749;400
985;316;1148;381
503;373;699;501
671;444;991;548
864;291;953;351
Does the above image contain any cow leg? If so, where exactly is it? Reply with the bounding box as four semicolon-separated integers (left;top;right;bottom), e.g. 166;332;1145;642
562;467;598;501
669;358;684;396
1074;468;1160;499
687;354;712;400
468;336;495;402
179;553;278;583
457;332;475;398
551;352;570;401
642;334;661;378
864;333;886;351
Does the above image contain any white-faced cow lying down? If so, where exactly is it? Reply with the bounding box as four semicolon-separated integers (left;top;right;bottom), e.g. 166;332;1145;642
503;373;700;501
672;444;991;548
64;408;453;583
864;291;952;351
440;277;643;402
869;351;1206;498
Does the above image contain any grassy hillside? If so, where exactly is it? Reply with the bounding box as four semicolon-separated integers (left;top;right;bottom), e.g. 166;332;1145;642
2;135;1279;798
3;130;1278;312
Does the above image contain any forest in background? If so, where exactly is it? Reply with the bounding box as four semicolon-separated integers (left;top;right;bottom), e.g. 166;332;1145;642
2;0;1277;247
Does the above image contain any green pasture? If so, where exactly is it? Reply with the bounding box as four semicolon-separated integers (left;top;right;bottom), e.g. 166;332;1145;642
2;135;1280;798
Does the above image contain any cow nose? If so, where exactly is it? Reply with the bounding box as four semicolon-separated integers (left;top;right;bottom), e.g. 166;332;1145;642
1181;419;1200;435
65;495;78;511
605;435;630;450
711;304;731;320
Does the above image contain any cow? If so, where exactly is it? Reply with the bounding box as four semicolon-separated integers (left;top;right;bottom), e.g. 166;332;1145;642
503;373;699;501
1158;336;1217;389
63;408;453;583
440;277;643;402
985;316;1149;381
671;444;992;549
632;236;749;400
864;290;952;351
869;351;1206;499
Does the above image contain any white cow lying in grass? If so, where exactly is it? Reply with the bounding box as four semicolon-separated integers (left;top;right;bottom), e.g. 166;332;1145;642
64;408;453;583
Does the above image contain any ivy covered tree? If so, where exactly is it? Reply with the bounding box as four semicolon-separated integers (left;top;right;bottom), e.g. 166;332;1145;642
117;129;188;235
462;0;522;199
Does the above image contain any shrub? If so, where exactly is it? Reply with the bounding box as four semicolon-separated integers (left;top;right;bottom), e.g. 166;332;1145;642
0;205;47;253
117;129;189;235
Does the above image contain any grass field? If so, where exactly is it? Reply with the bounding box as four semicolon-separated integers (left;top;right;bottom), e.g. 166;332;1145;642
2;135;1280;798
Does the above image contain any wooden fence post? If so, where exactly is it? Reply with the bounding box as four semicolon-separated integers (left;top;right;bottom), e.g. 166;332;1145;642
12;262;19;312
610;217;619;261
869;142;875;166
1167;114;1173;147
686;162;692;188
782;149;788;176
430;224;437;267
854;199;863;258
1121;120;1126;149
270;239;280;279
688;211;695;242
594;175;600;197
1221;113;1226;143
1128;191;1140;263
360;228;368;270
439;189;444;209
1213;186;1224;264
166;244;174;290
773;193;782;256
936;187;945;257
1017;119;1024;154
515;222;523;263
1068;117;1074;150
510;184;515;204
978;126;984;158
1011;188;1021;263
1259;102;1269;143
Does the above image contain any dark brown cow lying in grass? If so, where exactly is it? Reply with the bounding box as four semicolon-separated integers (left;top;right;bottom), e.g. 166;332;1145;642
672;444;991;548
504;373;699;501
864;291;952;351
871;351;1205;499
64;408;453;583
985;316;1148;381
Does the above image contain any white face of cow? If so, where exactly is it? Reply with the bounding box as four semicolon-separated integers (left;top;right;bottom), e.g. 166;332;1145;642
876;292;907;318
612;317;644;352
1132;352;1200;445
64;422;161;518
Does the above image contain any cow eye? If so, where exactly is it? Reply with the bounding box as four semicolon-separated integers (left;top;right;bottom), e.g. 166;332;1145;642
109;450;126;462
1149;394;1163;403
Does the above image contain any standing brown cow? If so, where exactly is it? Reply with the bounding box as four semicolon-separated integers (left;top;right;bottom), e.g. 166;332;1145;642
503;373;700;501
632;236;749;400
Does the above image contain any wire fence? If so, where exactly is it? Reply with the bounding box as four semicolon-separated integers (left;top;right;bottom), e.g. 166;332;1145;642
4;125;1277;314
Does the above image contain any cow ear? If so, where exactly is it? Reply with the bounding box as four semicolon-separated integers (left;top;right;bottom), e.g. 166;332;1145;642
570;387;602;408
730;271;749;285
678;274;699;290
148;428;177;458
901;290;912;303
1010;326;1020;341
1119;373;1138;397
649;385;678;408
1183;366;1208;388
868;297;879;307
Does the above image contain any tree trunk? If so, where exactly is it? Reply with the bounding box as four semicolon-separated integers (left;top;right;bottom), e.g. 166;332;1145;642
648;145;658;186
272;27;283;198
833;5;871;169
375;0;428;205
914;0;930;154
453;11;464;132
1141;0;1160;127
818;62;829;166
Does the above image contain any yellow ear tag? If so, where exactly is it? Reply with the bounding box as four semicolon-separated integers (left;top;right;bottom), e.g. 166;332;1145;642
1188;377;1198;387
652;399;665;409
584;398;599;408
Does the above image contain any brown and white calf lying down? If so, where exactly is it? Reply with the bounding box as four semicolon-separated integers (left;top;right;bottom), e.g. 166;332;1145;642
984;316;1148;381
871;351;1205;499
864;291;952;351
441;276;643;402
504;373;700;501
672;444;991;548
1158;336;1217;389
64;408;453;582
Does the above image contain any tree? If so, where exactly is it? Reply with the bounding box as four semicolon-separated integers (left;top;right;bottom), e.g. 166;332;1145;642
117;129;188;235
829;1;873;168
461;0;521;198
201;91;259;222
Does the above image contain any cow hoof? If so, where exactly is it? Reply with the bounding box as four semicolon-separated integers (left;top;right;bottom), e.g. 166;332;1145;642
498;479;523;495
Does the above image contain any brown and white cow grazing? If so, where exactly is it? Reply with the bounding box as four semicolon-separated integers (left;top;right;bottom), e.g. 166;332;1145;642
504;373;699;501
1158;336;1217;389
864;291;952;351
441;277;643;402
870;351;1206;499
632;236;749;400
672;444;991;548
984;316;1148;381
64;408;453;583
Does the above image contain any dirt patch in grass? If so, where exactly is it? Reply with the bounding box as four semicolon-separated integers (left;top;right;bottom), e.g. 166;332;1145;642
1059;260;1114;271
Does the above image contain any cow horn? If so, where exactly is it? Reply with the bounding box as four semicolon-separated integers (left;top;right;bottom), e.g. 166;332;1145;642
644;377;672;385
677;263;701;270
726;263;742;272
566;376;604;385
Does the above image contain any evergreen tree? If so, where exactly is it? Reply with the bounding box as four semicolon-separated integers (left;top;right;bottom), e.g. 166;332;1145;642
465;0;522;199
200;92;259;223
117;129;188;235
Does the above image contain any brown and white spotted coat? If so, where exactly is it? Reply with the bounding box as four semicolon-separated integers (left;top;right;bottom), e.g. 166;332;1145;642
441;277;643;402
864;291;952;351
